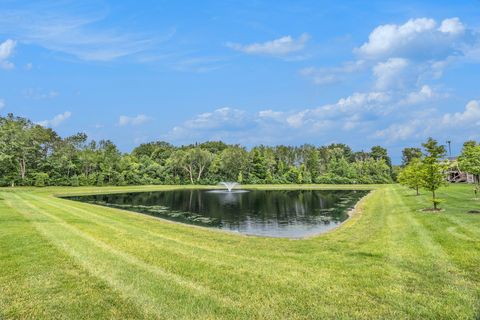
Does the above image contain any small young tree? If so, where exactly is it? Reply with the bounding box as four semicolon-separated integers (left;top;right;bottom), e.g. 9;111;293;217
458;141;480;198
398;158;423;195
420;138;448;210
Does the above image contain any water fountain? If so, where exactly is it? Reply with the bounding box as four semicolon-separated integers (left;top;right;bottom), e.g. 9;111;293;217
220;181;238;192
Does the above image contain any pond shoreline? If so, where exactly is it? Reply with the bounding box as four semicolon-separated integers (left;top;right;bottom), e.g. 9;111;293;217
60;187;373;240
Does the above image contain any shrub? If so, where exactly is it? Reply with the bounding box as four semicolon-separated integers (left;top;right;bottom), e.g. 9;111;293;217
33;172;49;187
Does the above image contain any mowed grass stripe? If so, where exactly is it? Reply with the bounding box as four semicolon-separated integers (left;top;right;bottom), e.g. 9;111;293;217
22;193;312;301
0;193;148;319
385;188;476;317
33;193;276;264
30;193;367;278
22;191;372;315
9;193;248;319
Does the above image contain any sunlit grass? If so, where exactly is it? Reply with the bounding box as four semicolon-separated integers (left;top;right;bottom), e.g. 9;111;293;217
1;184;479;319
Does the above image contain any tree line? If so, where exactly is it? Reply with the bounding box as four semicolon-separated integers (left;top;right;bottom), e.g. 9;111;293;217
0;113;396;187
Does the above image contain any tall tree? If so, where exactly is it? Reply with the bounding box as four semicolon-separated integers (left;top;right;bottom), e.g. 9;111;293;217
170;148;214;184
401;147;422;166
0;114;55;185
370;145;392;168
216;147;248;181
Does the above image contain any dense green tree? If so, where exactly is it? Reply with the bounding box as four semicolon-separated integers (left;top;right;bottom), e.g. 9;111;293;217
132;141;174;166
0;114;56;185
401;147;422;166
215;147;248;181
196;141;229;154
249;148;268;182
169;148;214;184
354;158;392;184
370;145;392;168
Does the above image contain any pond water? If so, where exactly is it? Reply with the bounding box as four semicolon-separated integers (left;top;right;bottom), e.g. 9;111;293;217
65;189;369;238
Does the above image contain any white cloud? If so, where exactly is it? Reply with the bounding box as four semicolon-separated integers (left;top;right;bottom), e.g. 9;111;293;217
438;18;465;35
373;57;410;89
355;18;464;59
400;85;440;105
37;111;71;127
442;100;480;126
0;39;16;60
260;91;390;132
118;114;151;126
304;17;478;87
165;91;394;145
303;16;479;94
0;39;16;69
162;91;477;148
375;100;480;142
0;99;5;109
227;34;309;56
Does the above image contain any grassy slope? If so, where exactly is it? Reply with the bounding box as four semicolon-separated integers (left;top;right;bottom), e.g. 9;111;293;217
0;184;479;319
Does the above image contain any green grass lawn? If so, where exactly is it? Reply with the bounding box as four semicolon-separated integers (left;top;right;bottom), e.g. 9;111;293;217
1;184;479;319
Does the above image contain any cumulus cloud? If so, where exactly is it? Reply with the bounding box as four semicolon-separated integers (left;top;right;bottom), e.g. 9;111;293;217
400;85;441;105
227;34;309;56
284;91;391;130
442;100;480;126
373;57;410;89
37;111;71;127
118;114;151;126
375;100;480;142
304;17;478;90
0;39;16;69
356;18;467;60
438;17;466;35
164;91;395;145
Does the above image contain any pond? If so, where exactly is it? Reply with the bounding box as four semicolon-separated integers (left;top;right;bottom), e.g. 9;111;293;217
65;189;369;238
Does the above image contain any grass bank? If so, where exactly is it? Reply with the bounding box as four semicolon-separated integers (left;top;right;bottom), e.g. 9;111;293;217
0;184;479;319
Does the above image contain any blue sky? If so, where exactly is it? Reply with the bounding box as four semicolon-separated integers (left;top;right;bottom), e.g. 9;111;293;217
1;0;480;162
